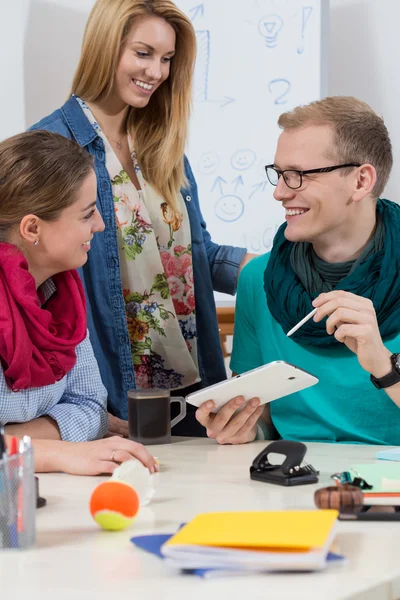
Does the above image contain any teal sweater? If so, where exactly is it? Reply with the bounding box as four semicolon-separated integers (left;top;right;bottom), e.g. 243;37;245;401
230;254;400;445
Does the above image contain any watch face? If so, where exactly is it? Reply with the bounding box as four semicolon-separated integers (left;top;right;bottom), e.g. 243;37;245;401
395;354;400;371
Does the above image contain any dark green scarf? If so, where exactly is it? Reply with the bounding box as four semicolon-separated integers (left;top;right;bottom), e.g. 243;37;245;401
290;212;385;294
264;199;400;346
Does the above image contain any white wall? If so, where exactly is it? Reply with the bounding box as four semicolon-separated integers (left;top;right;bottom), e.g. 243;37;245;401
0;0;28;138
23;0;94;128
1;0;400;200
329;0;400;200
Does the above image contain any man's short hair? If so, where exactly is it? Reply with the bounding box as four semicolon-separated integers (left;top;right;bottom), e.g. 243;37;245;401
278;96;392;198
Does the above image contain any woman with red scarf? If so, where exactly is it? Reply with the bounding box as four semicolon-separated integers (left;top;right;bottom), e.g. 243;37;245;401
0;130;157;475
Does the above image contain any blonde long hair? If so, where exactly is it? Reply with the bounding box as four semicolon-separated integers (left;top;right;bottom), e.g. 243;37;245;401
71;0;197;211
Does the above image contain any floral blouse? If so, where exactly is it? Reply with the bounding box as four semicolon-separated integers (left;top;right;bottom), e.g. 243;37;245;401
77;98;200;390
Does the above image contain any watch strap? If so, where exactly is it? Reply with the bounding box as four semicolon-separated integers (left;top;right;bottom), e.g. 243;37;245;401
370;354;400;389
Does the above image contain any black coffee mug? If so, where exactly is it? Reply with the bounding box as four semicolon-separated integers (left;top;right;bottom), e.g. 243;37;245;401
127;389;186;445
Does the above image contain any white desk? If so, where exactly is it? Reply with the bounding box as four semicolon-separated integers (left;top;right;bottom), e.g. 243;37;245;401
2;438;400;600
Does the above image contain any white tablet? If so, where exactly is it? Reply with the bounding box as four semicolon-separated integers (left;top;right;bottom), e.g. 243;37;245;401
186;361;318;413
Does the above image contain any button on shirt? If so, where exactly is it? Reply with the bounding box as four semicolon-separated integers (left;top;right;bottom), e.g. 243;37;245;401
0;279;108;442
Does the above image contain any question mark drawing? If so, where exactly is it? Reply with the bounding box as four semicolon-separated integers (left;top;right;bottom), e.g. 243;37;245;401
268;78;291;105
297;6;313;54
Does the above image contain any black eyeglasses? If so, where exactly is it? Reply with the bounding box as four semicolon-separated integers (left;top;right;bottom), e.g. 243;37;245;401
265;163;361;190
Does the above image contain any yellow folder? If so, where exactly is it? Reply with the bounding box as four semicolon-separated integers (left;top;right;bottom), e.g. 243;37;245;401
164;510;338;552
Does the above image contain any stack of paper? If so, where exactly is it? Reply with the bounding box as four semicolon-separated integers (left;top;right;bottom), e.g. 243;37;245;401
351;463;400;503
376;448;400;462
160;510;339;573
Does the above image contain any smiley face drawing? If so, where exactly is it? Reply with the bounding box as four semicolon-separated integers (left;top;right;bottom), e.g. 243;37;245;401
215;195;245;222
230;149;256;171
198;152;220;175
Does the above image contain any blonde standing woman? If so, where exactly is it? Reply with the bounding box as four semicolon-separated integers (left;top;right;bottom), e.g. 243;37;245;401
31;0;258;438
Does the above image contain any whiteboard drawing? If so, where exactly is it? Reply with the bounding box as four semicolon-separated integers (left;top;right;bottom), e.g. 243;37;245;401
194;30;235;107
241;224;282;252
232;175;244;193
268;78;291;104
189;4;236;107
174;0;325;302
230;149;257;171
258;14;284;48
198;151;220;175
220;96;236;108
194;30;210;101
211;176;226;194
188;3;204;21
297;6;313;54
249;180;268;199
215;195;245;222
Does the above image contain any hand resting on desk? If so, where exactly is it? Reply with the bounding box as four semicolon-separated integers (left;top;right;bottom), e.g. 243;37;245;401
55;437;158;476
107;413;129;438
6;434;158;476
195;395;263;444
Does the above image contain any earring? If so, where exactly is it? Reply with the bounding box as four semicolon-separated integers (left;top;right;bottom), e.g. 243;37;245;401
33;239;39;246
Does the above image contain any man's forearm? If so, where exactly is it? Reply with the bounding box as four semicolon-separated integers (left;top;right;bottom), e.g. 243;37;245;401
383;382;400;408
369;348;400;409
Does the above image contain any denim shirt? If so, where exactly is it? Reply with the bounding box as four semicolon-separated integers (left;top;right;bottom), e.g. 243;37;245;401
30;96;246;419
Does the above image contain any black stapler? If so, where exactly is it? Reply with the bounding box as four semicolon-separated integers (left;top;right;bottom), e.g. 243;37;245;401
250;440;319;486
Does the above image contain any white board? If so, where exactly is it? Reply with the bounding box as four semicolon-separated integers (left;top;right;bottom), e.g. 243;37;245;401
176;0;329;302
2;0;328;305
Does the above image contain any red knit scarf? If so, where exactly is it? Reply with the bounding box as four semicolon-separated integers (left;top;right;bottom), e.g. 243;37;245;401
0;243;87;391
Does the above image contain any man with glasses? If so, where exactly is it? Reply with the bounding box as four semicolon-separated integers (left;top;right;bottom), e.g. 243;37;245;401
200;96;400;445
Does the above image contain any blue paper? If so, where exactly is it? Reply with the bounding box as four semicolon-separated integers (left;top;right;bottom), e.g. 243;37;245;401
131;534;215;577
376;447;400;462
131;533;345;577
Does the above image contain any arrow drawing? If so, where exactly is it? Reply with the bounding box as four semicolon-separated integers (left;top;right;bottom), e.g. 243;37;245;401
249;181;268;199
232;175;244;192
220;96;236;108
206;96;236;107
189;4;204;22
211;176;227;195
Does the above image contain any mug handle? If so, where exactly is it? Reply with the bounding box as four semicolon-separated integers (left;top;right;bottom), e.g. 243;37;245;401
170;396;187;428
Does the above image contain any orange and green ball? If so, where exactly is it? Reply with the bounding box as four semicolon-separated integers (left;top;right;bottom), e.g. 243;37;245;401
90;480;140;531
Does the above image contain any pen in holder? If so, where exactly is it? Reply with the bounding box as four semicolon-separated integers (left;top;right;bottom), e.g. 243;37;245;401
0;437;36;549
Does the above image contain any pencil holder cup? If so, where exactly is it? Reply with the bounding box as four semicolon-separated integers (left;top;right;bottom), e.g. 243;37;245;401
0;447;36;549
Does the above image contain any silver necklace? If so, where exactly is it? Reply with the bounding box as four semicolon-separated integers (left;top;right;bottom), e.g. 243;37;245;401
104;132;125;151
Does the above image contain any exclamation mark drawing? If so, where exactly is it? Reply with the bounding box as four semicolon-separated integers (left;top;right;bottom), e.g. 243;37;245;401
297;6;313;54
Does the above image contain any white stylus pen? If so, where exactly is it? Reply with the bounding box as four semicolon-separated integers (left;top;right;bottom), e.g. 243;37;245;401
286;308;318;337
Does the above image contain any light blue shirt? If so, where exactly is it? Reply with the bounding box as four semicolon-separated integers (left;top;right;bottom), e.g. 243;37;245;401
231;253;400;445
0;332;108;442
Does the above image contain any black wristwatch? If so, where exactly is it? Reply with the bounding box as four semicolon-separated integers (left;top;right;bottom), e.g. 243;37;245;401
370;353;400;389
